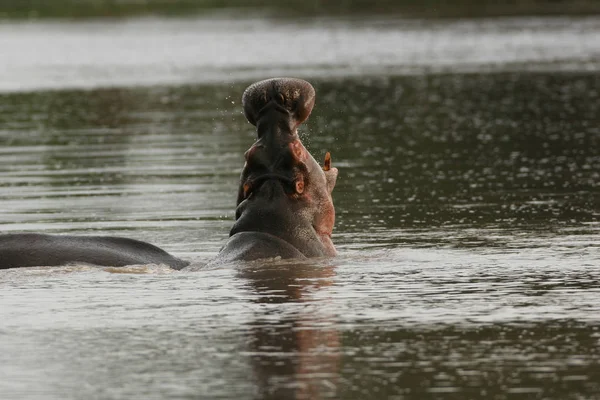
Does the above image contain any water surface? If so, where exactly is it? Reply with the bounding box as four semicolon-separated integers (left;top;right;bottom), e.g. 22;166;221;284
1;16;599;92
1;16;600;400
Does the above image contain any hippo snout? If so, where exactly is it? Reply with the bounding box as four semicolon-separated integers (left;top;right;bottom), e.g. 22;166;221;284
242;78;316;128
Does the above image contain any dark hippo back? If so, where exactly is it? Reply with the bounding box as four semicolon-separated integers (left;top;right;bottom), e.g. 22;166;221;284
0;234;189;270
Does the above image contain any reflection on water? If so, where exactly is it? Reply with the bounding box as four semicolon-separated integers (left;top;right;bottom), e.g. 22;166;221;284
2;251;600;399
239;261;340;400
1;65;600;397
1;16;600;92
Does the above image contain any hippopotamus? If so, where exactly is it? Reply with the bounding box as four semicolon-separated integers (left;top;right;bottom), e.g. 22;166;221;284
0;78;338;270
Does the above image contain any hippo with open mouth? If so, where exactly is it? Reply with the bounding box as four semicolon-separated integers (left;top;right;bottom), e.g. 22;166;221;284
0;78;338;270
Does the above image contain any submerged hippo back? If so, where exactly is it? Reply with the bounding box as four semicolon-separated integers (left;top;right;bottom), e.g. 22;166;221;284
0;234;189;270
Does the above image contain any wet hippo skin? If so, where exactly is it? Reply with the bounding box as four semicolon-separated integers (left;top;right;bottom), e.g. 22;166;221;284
0;233;190;270
0;78;338;270
212;77;338;265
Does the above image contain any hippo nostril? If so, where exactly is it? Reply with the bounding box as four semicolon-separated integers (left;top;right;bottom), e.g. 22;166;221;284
243;183;252;198
295;180;304;194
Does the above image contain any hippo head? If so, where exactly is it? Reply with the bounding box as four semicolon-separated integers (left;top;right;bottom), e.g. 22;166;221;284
223;78;338;261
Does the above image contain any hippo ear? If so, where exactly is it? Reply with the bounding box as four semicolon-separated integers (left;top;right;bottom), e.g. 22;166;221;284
323;152;338;194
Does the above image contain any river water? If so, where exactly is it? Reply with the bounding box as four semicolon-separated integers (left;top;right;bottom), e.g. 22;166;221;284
1;15;599;400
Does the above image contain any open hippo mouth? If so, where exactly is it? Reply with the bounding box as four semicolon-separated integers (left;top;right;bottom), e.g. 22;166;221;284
217;78;338;262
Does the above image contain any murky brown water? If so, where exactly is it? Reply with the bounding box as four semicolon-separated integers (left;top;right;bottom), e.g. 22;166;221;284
1;16;600;400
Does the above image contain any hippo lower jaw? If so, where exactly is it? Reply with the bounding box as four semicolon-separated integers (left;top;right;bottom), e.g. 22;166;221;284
226;167;337;262
214;227;334;266
215;232;307;264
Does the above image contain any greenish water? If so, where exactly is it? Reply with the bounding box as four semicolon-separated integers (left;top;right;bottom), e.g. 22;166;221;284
1;71;599;399
1;15;600;400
